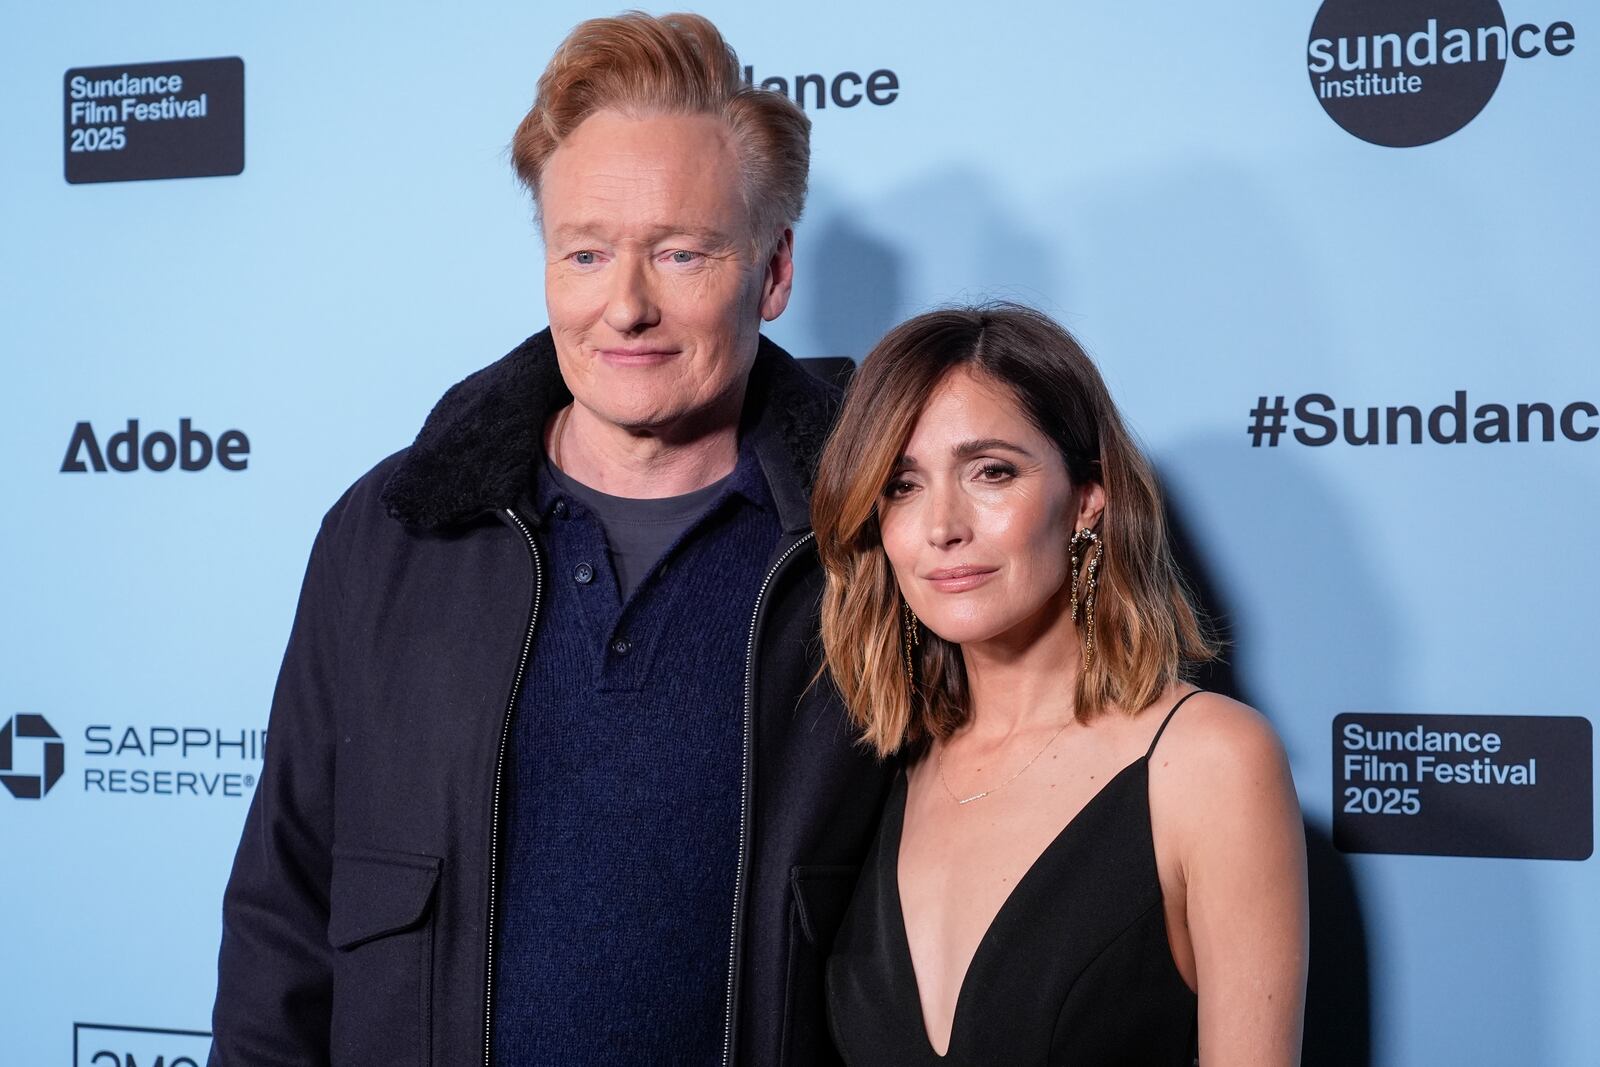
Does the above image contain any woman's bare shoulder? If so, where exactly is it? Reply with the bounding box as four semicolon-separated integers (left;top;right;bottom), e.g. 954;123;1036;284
1150;688;1285;762
1147;688;1299;830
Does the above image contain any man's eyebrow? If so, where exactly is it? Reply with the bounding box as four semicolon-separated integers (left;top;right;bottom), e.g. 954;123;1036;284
546;223;737;246
668;224;736;243
547;223;601;243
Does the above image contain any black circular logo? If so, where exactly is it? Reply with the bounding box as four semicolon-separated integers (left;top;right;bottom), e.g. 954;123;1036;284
1308;0;1507;147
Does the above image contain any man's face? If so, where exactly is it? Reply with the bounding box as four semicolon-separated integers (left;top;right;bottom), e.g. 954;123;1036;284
539;109;794;435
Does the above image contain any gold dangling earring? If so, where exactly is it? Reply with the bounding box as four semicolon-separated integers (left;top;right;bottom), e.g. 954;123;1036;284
901;599;921;685
1069;528;1103;672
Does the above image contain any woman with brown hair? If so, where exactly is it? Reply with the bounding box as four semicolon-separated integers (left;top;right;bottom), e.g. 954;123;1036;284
814;304;1308;1064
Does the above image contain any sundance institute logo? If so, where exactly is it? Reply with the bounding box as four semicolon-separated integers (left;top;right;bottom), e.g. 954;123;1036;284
1;713;65;799
1307;0;1576;147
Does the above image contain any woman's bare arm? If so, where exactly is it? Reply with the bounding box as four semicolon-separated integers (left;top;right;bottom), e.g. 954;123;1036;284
1160;694;1310;1065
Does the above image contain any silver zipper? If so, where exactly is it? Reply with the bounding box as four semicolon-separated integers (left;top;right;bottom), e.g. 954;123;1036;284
484;507;544;1067
721;531;816;1067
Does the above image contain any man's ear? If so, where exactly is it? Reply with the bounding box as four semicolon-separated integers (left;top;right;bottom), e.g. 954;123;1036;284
759;227;795;322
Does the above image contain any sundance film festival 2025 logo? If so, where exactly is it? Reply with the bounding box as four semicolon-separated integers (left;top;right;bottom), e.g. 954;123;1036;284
1;714;65;799
64;57;243;183
1307;0;1576;146
1334;713;1591;860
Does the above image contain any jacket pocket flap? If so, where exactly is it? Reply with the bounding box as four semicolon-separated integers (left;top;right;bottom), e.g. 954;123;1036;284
790;865;857;946
327;845;442;950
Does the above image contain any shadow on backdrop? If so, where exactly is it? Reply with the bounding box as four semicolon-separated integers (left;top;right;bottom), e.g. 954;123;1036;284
788;171;1058;364
791;182;906;362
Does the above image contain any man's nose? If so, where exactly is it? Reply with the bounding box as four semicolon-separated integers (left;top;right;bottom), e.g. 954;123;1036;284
602;254;661;334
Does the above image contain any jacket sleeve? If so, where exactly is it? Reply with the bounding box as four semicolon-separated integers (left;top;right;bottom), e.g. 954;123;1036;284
210;508;347;1065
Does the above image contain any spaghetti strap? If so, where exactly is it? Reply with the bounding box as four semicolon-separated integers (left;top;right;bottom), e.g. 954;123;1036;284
1145;689;1203;760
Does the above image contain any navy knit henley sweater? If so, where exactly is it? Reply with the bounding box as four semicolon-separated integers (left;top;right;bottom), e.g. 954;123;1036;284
491;440;781;1065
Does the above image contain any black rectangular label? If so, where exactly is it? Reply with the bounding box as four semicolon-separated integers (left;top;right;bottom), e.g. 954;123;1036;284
1333;713;1592;860
73;1022;212;1066
64;57;244;184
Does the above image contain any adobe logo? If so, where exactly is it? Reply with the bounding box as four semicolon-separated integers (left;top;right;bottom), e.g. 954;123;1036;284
60;418;250;473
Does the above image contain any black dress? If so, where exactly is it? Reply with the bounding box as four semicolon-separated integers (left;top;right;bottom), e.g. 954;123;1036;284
826;692;1201;1065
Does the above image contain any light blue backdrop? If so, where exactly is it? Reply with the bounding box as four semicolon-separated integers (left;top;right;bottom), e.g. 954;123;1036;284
3;2;1594;1064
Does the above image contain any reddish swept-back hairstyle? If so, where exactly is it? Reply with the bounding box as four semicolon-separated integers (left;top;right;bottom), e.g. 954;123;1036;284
812;304;1217;757
510;11;809;244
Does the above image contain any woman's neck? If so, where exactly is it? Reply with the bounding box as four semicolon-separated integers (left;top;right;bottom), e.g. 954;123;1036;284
957;590;1083;741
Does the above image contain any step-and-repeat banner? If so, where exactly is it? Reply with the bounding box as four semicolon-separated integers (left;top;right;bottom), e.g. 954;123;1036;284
2;2;1594;1063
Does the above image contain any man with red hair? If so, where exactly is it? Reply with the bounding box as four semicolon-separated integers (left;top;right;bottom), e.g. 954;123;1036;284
210;13;887;1065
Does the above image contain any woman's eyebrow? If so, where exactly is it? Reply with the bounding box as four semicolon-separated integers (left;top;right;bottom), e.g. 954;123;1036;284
950;437;1034;460
894;439;1035;471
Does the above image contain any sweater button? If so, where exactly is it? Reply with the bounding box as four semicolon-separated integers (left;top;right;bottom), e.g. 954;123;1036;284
611;636;632;656
573;562;594;584
552;500;568;519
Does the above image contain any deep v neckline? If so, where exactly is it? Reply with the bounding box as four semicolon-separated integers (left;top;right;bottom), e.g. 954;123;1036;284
889;754;1150;1060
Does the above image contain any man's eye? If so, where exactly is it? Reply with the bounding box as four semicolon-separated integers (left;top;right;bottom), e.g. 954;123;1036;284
666;249;701;265
571;251;600;266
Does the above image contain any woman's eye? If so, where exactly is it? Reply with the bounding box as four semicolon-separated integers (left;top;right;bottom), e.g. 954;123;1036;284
975;462;1018;482
883;479;916;499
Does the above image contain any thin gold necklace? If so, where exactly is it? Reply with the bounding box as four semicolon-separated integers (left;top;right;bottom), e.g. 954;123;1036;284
549;403;571;470
937;721;1071;805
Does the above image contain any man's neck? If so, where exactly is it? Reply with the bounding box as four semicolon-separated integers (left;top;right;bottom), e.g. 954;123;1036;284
548;400;742;499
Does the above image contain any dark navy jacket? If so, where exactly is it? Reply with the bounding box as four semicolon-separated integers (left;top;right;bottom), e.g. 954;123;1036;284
209;329;892;1067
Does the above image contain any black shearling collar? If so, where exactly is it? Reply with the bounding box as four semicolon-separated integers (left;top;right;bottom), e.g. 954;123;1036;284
380;328;838;535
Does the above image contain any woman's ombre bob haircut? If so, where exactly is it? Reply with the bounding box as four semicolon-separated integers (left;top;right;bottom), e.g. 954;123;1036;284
811;304;1217;758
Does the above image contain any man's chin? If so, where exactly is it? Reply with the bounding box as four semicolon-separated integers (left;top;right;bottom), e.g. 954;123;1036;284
587;401;696;437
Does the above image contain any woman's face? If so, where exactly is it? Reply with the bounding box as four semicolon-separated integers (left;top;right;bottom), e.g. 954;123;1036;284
878;365;1104;648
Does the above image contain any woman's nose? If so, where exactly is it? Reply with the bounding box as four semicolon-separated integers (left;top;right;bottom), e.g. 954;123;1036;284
925;484;972;549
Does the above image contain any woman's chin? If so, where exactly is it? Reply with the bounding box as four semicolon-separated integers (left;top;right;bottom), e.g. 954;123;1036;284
920;614;1013;648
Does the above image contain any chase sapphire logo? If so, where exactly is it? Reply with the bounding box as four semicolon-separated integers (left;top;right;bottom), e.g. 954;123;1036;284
1;713;66;799
1307;0;1576;147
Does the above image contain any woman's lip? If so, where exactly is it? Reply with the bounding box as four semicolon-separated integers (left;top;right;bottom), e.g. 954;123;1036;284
924;568;997;592
924;565;995;579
